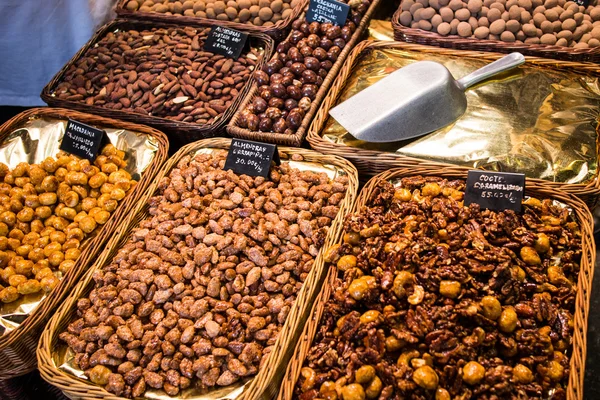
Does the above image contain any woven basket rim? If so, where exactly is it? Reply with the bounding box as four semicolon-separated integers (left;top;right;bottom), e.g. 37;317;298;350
277;166;595;400
115;0;309;39
40;19;274;144
226;0;382;147
306;39;600;203
37;138;359;400
0;107;169;380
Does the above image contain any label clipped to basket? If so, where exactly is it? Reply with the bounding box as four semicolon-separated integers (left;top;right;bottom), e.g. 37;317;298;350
307;0;350;26
465;170;525;212
60;119;105;162
574;0;589;6
224;139;281;178
204;26;248;59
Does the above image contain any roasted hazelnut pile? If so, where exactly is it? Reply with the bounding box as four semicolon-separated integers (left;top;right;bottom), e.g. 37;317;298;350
295;176;581;399
0;145;136;304
237;0;371;135
59;151;348;397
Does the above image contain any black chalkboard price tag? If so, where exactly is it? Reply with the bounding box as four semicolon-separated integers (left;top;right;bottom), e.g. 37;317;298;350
306;0;350;26
60;119;105;162
574;0;589;6
204;26;248;59
465;170;525;212
224;139;281;178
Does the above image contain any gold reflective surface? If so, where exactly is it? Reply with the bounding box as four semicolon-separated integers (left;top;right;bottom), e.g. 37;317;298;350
55;148;346;400
323;48;600;184
0;116;160;335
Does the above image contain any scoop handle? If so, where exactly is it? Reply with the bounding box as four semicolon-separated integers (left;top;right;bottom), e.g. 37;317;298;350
456;52;525;90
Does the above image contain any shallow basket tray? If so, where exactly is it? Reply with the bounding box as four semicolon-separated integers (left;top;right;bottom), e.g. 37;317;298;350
391;5;600;62
306;40;600;207
0;108;169;380
41;19;274;146
37;137;358;400
226;0;382;147
116;0;309;41
277;166;595;400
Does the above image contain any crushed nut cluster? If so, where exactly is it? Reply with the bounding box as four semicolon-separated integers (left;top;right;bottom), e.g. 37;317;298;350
296;176;580;400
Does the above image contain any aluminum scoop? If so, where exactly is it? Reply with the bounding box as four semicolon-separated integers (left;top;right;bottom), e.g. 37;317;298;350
329;52;526;143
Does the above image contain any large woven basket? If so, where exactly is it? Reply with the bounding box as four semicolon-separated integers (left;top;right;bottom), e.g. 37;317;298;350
391;5;600;62
37;138;358;400
277;166;595;400
0;108;169;380
41;19;274;146
116;0;308;40
227;0;382;147
307;40;600;207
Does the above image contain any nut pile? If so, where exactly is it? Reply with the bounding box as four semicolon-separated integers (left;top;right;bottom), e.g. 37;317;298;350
0;145;136;304
295;176;581;399
398;0;600;47
237;0;371;135
124;0;303;27
59;151;348;397
53;26;261;124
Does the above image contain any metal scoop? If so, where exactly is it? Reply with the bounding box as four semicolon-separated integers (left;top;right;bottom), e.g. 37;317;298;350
329;52;526;143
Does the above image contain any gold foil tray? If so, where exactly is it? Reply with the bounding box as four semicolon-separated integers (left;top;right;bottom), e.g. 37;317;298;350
323;47;600;184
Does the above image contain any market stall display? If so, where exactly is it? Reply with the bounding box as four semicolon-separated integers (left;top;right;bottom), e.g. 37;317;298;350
0;108;168;380
116;0;308;40
37;138;358;399
392;0;600;61
227;0;381;146
307;40;600;206
42;20;273;144
278;166;594;400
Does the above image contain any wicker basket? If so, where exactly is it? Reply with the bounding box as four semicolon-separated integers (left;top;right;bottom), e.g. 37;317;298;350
116;0;308;40
277;166;595;400
37;138;358;400
41;19;274;145
0;108;168;380
226;0;382;147
391;6;600;62
306;40;600;207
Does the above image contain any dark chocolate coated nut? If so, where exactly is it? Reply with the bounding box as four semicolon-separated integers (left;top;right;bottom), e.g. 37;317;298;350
287;85;302;100
273;118;287;133
271;83;287;98
299;22;310;35
284;98;298;110
321;60;333;71
281;75;294;86
341;26;353;41
309;22;321;34
265;107;283;120
286;108;304;129
320;37;333;50
252;97;268;113
300;46;313;57
334;38;346;48
301;70;318;84
327;46;341;62
259;87;272;101
291;62;307;76
313;48;328;61
246;114;260;131
269;97;285;109
326;25;342;40
259;117;273;132
318;68;329;78
255;70;270;86
307;34;320;48
277;42;292;54
301;84;318;99
288;48;304;63
304;57;320;71
270;73;284;84
289;31;304;44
